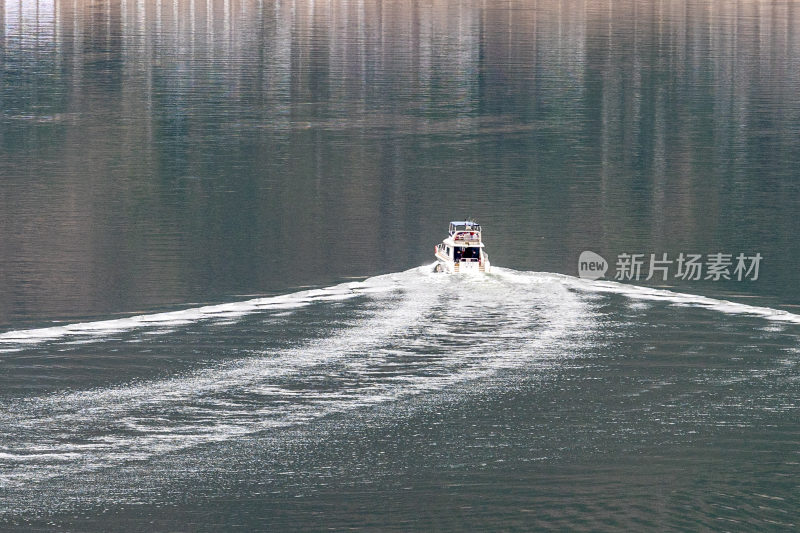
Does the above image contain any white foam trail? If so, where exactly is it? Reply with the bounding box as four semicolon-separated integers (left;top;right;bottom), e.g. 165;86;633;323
4;265;794;496
553;273;800;324
0;266;593;491
487;267;800;324
0;282;365;346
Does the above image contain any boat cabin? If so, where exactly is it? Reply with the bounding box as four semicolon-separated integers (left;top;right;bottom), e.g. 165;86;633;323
448;220;482;246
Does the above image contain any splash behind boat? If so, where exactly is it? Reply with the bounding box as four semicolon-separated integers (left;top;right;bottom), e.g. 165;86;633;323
433;221;491;273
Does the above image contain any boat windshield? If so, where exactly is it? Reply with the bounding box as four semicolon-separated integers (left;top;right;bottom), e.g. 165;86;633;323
449;222;481;235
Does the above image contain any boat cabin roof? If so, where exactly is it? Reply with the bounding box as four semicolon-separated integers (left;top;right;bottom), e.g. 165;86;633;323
449;221;481;234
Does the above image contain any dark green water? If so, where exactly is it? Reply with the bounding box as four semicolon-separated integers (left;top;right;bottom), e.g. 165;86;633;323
1;0;799;530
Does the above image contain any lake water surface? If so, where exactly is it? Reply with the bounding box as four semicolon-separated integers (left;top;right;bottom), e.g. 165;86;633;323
1;0;800;529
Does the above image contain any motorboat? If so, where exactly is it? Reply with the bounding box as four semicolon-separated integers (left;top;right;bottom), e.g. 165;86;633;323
433;220;491;273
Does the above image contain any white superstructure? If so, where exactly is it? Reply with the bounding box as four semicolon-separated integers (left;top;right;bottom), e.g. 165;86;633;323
433;220;491;274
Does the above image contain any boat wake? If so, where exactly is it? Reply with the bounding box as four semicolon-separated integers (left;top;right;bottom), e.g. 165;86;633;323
0;267;591;498
1;266;798;514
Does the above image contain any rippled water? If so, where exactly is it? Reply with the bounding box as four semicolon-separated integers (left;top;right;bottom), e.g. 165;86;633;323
2;0;800;530
1;268;799;529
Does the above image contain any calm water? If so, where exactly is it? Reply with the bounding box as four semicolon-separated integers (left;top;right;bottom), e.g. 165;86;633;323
1;0;800;529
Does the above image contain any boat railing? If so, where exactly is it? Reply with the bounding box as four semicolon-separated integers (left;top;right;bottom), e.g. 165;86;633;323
453;233;481;244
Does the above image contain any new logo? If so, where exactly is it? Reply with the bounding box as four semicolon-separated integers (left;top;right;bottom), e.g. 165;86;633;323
578;250;608;280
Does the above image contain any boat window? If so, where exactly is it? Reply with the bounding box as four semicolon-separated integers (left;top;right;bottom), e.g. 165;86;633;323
458;247;480;260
